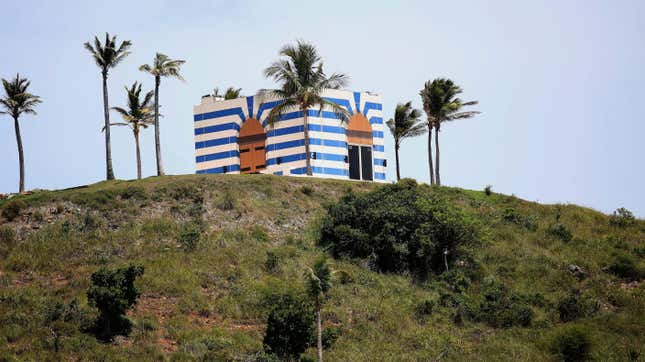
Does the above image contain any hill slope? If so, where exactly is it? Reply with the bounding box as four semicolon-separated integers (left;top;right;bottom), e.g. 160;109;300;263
0;175;643;361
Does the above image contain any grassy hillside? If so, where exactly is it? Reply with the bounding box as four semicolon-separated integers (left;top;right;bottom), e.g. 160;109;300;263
0;175;643;361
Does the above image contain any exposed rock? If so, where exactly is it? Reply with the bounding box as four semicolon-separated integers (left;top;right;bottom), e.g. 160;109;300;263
568;264;588;280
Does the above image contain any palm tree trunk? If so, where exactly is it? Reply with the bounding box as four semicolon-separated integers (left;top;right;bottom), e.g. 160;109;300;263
434;125;441;185
135;130;142;180
154;76;164;176
102;72;115;180
316;308;323;362
395;143;401;181
13;116;25;193
303;107;312;176
427;124;435;185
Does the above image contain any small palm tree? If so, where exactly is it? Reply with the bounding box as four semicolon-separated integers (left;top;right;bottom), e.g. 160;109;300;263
224;87;242;100
110;82;154;180
0;74;42;193
84;33;132;180
420;78;479;185
305;258;332;362
139;53;185;176
263;41;350;176
386;102;426;181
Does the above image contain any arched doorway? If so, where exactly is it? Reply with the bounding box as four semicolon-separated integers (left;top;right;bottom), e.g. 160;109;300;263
346;113;373;181
238;118;266;174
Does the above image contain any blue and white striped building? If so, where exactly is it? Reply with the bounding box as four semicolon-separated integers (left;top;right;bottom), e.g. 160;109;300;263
193;89;387;182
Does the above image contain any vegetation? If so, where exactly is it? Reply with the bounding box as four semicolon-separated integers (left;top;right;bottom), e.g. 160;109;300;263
0;74;42;193
84;33;132;180
550;325;591;362
263;293;315;360
305;258;332;362
386;101;426;180
0;173;642;361
110;82;155;180
420;78;480;185
139;53;186;176
263;40;350;175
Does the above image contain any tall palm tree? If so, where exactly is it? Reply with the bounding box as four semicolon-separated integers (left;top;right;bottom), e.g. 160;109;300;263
0;74;42;193
84;33;132;180
263;41;350;176
110;82;154;180
386;102;426;181
305;258;332;362
420;78;479;185
139;53;185;176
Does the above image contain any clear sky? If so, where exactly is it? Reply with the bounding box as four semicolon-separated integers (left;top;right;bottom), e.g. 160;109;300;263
1;0;643;216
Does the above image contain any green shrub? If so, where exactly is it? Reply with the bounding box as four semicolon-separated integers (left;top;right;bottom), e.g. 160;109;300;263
263;294;314;360
467;282;533;328
336;270;354;285
179;223;202;252
81;212;102;232
172;185;201;201
550;325;591;362
502;208;538;231
557;296;583;322
86;265;144;341
120;186;147;200
252;226;269;242
609;207;635;227
265;251;280;273
32;210;44;222
484;185;492;196
608;254;643;281
415;299;435;319
319;180;478;278
2;199;26;221
300;185;314;196
0;225;16;246
548;223;573;242
217;191;236;211
321;326;340;349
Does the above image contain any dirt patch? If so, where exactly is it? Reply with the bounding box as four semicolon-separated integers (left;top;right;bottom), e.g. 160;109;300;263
131;295;179;324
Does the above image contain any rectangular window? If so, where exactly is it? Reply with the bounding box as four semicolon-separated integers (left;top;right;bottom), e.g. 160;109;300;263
360;146;373;181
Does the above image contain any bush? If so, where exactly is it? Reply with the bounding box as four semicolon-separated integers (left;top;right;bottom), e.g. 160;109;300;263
2;199;26;221
557;296;583;322
548;223;573;242
319;180;478;279
609;207;635;228
300;185;314;196
120;186;147;200
550;326;591;362
321;326;340;349
179;223;202;252
265;251;280;273
263;294;315;360
86;265;144;341
502;208;538;231
217;191;236;211
466;282;533;328
252;226;269;243
608;254;643;281
484;185;492;196
415;299;435;319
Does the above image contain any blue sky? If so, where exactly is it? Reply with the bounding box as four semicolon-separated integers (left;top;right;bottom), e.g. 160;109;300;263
1;0;644;216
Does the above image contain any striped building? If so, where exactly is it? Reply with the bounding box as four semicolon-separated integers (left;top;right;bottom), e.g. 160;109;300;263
193;89;387;182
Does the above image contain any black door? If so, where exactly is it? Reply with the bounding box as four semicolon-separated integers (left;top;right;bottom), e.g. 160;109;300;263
348;145;360;180
360;146;373;181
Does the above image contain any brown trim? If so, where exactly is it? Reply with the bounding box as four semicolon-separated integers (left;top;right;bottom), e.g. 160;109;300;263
238;133;266;144
346;130;372;139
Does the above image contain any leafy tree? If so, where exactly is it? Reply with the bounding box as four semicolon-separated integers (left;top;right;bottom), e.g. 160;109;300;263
86;265;144;341
213;86;243;100
0;74;41;193
386;101;426;180
110;82;155;179
420;78;479;185
263;41;350;175
263;293;315;360
551;326;592;362
305;258;332;362
84;33;132;180
139;53;185;176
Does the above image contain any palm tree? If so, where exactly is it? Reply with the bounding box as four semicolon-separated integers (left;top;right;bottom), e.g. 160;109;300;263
224;87;242;100
84;33;132;180
139;53;185;177
0;74;42;193
110;82;154;180
263;41;350;176
305;258;332;362
386;102;426;181
420;78;479;185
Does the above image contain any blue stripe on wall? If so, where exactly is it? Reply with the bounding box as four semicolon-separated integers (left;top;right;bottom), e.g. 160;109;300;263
323;97;352;113
374;158;386;166
196;150;240;163
369;117;383;125
194;122;240;135
313;167;349;176
256;99;284;121
362;102;382;116
267;125;303;137
196;164;241;174
195;107;246;122
353;92;361;114
246;96;254;119
195;136;238;149
375;172;386;180
266;153;306;166
267;139;305;152
308;124;345;134
310;138;347;148
373;145;384;152
373;131;384;138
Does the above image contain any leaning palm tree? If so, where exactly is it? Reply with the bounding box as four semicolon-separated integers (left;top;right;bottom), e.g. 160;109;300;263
223;86;242;100
84;33;132;180
263;41;350;176
110;82;154;180
386;102;426;181
0;74;42;193
420;78;479;185
139;53;185;176
305;258;332;362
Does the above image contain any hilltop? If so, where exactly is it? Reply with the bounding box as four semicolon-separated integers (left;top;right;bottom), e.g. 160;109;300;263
0;175;643;361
